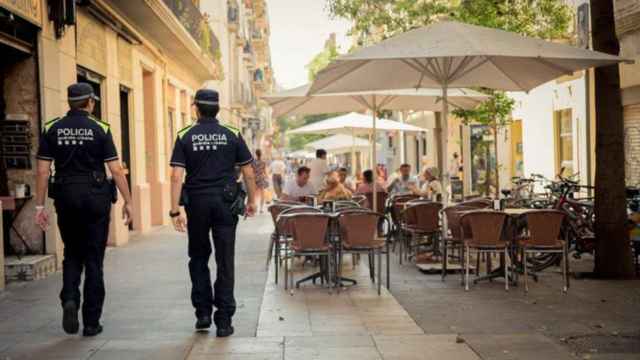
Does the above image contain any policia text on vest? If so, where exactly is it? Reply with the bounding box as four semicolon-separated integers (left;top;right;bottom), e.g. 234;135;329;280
34;83;134;337
169;89;258;337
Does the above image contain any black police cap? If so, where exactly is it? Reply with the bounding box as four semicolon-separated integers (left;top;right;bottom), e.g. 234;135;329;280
193;89;219;106
68;83;99;102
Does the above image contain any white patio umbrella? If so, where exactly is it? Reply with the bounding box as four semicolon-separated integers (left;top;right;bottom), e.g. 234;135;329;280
304;134;378;153
264;85;486;209
309;20;633;212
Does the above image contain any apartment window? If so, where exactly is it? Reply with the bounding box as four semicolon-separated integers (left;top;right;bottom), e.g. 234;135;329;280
554;109;574;177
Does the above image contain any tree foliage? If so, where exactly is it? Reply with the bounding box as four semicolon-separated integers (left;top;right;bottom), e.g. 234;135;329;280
306;42;340;81
327;0;572;44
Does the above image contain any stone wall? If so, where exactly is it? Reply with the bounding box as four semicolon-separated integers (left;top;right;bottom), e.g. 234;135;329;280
624;105;640;187
3;54;43;254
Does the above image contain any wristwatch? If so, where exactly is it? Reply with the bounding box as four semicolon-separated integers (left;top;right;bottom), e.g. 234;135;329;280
169;210;180;218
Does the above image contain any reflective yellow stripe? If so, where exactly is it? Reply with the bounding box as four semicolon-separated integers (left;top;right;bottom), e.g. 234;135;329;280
89;115;110;133
178;124;194;139
221;123;240;136
43;117;60;132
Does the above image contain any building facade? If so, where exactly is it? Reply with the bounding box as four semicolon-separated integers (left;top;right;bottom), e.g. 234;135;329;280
0;0;245;272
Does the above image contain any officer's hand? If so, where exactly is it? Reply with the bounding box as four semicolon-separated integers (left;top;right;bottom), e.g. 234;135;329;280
245;202;256;218
173;214;187;232
35;207;49;231
122;203;133;226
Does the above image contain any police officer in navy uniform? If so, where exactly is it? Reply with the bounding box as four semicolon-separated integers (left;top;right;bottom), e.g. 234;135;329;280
34;83;134;337
169;88;257;337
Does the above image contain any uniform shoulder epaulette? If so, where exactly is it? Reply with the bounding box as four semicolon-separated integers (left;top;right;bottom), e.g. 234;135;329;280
221;123;240;136
43;117;61;132
89;115;110;133
177;124;194;139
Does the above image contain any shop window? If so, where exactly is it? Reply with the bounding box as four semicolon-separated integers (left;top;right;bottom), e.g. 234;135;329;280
554;109;573;177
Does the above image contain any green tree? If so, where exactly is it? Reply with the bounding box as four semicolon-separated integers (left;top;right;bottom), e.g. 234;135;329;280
306;42;340;81
453;91;515;197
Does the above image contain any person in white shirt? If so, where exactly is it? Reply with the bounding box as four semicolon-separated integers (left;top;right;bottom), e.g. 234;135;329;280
282;166;315;201
449;152;461;179
387;163;419;196
308;149;330;192
337;167;356;193
270;158;286;199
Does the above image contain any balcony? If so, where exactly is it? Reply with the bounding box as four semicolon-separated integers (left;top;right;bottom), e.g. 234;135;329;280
162;0;221;63
227;0;239;32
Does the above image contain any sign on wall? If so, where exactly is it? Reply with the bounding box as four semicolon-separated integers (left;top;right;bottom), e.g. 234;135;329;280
0;0;43;27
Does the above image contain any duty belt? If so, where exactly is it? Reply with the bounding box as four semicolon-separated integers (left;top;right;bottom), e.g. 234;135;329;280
54;174;105;185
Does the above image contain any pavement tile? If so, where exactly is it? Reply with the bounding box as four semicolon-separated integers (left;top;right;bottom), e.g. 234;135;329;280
373;334;480;360
190;336;284;355
462;333;575;360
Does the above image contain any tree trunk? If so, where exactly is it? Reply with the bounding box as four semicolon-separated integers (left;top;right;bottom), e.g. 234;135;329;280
590;0;634;278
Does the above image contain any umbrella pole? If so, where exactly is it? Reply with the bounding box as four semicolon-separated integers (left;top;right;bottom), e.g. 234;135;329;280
372;96;378;212
351;128;356;176
441;84;450;265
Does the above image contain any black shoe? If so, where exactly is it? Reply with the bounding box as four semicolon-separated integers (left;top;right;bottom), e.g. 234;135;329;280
216;325;234;337
62;301;79;334
195;316;212;331
82;324;103;337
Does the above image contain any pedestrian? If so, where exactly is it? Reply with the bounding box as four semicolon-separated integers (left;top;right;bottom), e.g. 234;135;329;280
449;152;461;179
34;83;133;337
309;149;329;192
270;157;286;199
169;88;257;337
252;149;269;213
281;166;315;201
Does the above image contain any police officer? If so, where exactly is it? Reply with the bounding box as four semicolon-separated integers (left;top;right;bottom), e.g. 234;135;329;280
34;83;133;337
169;89;257;337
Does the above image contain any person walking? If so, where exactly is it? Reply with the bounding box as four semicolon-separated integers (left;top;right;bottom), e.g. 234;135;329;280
270;157;286;199
169;89;257;337
34;83;133;337
252;149;269;213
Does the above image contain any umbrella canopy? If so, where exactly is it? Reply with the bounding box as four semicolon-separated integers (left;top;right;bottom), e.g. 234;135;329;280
308;20;633;243
287;150;314;159
309;21;632;94
288;112;427;135
304;134;377;153
264;84;487;118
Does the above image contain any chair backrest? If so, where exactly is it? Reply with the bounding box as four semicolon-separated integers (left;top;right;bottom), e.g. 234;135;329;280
460;211;508;246
402;202;443;233
390;194;420;224
364;191;388;213
352;194;367;206
281;213;331;251
276;206;321;236
268;203;295;227
299;195;316;207
442;205;477;240
523;210;566;246
458;198;492;209
334;200;361;210
338;211;381;248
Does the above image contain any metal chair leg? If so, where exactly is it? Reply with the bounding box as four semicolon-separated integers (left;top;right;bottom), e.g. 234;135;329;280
465;246;470;291
284;251;289;290
386;241;390;290
460;245;465;286
505;248;510;291
523;250;528;293
441;239;447;281
378;248;382;295
562;245;568;293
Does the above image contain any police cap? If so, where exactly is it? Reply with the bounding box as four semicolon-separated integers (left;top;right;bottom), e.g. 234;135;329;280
193;89;219;106
68;83;100;102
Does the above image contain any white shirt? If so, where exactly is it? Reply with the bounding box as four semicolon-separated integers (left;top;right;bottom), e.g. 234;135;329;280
421;179;443;201
309;158;329;191
449;158;460;178
283;179;315;198
270;160;286;176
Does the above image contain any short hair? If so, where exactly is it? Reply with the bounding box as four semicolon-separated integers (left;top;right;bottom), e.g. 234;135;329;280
69;98;91;110
255;149;262;159
196;103;219;118
363;169;373;183
400;163;410;169
297;166;310;176
316;149;327;158
338;167;348;173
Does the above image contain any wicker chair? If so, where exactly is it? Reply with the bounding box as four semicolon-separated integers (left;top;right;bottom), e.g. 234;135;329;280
338;211;390;295
273;206;321;287
388;194;420;249
278;212;333;290
364;191;388;214
441;205;477;281
352;194;367;207
458;198;492;209
460;211;510;291
399;202;443;264
518;210;569;293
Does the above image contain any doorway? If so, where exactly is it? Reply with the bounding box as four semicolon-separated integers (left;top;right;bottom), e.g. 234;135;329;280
77;67;103;119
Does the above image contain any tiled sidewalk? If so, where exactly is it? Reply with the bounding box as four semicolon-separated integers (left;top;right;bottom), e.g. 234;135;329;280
185;260;481;360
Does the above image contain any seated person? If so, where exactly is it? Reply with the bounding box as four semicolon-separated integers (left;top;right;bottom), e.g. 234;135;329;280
356;169;387;194
415;168;443;202
318;171;353;202
281;166;315;201
387;163;418;196
337;167;356;193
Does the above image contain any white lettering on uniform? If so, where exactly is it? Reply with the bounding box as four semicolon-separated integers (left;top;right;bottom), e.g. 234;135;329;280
191;133;227;152
57;128;94;145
